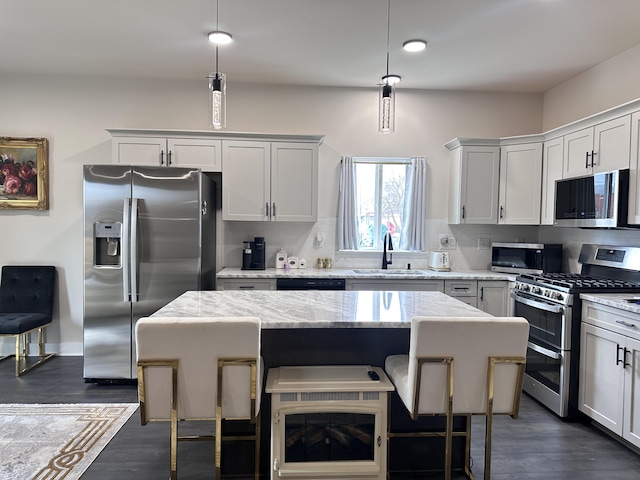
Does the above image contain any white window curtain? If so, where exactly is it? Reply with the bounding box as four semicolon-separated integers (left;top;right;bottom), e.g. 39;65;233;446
400;157;427;251
337;156;359;250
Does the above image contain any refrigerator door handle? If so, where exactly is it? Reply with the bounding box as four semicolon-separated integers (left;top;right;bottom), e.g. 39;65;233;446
130;198;139;302
122;198;132;302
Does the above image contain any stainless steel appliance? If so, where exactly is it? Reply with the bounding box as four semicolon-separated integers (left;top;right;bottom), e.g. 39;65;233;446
83;165;215;382
491;242;562;275
512;244;640;417
554;169;630;228
276;278;346;290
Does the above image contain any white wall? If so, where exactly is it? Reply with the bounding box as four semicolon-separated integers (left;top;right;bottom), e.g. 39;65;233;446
0;73;544;355
543;44;640;130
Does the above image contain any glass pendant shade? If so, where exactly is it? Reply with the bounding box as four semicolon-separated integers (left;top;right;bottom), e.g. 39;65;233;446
378;82;395;134
209;72;226;129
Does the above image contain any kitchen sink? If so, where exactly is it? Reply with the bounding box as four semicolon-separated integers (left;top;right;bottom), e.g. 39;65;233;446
351;269;425;275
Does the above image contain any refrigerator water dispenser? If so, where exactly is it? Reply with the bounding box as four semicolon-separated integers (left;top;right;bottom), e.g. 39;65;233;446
94;222;122;267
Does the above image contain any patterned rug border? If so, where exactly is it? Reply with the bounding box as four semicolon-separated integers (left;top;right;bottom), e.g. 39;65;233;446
0;403;139;480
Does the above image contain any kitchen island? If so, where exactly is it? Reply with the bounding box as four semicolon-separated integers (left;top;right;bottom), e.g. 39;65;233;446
152;290;492;476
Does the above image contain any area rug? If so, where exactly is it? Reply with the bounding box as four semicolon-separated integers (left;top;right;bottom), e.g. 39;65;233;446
0;403;138;480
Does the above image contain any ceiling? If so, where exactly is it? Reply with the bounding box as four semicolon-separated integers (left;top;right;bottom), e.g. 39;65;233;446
3;0;640;93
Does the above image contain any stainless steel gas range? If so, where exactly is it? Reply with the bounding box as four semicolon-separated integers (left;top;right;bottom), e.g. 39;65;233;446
512;244;640;418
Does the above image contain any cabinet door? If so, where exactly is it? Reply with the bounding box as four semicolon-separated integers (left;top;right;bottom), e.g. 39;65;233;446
270;142;318;222
593;115;631;173
579;323;624;435
168;138;222;172
498;143;542;224
623;336;640;448
113;137;165;166
460;146;500;224
477;281;509;316
630;112;640;225
563;127;594;178
541;137;563;225
222;140;271;221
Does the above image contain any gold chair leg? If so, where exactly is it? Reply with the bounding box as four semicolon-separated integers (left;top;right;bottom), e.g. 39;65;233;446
13;327;55;376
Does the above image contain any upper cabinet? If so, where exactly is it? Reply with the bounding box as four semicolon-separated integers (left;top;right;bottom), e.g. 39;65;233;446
446;139;542;225
109;133;222;172
540;137;564;225
629;111;640;225
222;140;319;222
498;142;542;224
447;143;500;224
562;115;631;178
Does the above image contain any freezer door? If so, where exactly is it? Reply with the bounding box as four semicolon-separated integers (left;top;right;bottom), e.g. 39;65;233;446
83;165;134;380
130;167;203;372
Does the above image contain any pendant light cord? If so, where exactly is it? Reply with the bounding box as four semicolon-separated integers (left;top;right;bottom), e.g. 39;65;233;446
385;0;390;79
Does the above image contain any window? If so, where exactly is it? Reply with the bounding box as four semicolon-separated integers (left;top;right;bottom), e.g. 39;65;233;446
353;158;409;250
338;156;426;252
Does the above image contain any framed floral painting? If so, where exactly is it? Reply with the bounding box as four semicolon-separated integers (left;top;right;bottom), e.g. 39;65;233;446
0;137;49;210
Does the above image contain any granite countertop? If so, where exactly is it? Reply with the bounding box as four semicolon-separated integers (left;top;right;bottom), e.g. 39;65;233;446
580;293;640;315
152;290;491;328
216;267;514;281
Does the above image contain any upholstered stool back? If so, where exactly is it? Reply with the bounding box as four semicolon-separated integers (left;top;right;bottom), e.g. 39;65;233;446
386;316;529;416
0;265;56;317
135;316;261;421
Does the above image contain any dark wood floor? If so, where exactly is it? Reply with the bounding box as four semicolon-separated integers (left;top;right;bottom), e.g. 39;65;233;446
2;356;640;479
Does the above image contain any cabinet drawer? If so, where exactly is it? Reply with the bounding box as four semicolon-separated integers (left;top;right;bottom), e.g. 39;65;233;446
444;280;477;297
582;301;640;342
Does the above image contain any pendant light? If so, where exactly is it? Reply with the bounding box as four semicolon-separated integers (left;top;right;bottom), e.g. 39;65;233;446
378;0;399;134
208;0;230;129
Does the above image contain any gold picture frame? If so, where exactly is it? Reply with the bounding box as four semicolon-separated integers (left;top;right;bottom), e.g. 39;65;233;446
0;137;49;210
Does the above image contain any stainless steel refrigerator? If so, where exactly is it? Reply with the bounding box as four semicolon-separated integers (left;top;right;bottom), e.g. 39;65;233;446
83;165;215;381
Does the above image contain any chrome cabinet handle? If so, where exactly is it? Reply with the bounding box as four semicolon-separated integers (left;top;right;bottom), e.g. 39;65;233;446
617;344;624;366
265;202;270;217
527;341;561;360
272;203;276;219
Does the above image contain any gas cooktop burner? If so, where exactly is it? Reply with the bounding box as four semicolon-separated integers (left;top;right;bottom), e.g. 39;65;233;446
517;272;640;292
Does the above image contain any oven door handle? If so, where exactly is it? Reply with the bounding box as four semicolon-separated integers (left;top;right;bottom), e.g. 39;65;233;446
512;292;565;314
528;341;561;360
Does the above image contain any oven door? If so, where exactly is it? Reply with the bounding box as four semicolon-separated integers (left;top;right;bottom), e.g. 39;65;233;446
512;292;572;417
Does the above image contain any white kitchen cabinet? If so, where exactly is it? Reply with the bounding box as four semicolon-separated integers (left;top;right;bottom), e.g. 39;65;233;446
111;136;222;172
448;144;500;224
580;301;640;449
498;143;543;225
444;280;477;308
540;137;563;225
478;281;509;316
222;140;318;222
563;115;631;178
628;111;640;225
217;278;276;290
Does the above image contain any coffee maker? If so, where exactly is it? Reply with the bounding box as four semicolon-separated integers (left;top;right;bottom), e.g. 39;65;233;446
242;236;266;270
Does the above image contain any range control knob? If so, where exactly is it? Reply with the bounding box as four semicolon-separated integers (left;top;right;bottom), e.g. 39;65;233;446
531;286;542;295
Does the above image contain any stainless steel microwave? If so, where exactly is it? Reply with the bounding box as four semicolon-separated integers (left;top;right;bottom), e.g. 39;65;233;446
554;169;629;228
491;242;563;275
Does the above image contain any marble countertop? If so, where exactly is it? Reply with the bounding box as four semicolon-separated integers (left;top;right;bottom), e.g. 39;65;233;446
216;267;514;281
152;290;491;328
580;293;640;315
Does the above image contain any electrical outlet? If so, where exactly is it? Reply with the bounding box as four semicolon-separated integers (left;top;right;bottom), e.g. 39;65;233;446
478;237;492;250
439;234;456;250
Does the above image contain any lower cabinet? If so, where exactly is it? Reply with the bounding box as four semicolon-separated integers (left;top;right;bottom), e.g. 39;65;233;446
478;281;510;316
580;301;640;449
444;280;477;308
217;279;276;290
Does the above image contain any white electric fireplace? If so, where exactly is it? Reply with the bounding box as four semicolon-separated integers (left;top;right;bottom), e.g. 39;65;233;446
265;365;394;480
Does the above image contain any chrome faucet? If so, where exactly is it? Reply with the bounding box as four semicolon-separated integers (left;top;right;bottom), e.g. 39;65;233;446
382;233;393;269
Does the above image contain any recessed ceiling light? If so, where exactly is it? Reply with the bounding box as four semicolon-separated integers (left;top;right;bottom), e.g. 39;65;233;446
381;74;402;85
208;31;233;45
403;39;427;52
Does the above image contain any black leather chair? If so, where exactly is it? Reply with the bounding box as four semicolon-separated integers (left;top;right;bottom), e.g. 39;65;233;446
0;265;56;376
